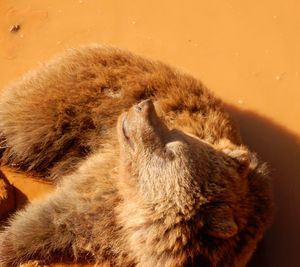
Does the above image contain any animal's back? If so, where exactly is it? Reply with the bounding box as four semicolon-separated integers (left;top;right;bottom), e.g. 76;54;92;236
0;45;239;179
0;45;274;267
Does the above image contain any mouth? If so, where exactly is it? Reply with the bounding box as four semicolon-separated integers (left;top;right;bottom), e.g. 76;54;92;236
122;113;135;149
122;113;129;138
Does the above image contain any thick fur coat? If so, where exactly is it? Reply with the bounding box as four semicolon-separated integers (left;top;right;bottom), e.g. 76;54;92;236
0;45;273;266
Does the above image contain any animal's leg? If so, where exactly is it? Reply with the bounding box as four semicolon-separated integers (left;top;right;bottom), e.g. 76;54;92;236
0;192;77;266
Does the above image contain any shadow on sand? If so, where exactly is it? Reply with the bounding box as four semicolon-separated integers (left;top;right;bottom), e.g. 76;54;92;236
225;104;300;267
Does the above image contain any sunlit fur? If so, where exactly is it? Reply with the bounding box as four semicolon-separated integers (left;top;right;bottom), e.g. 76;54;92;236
0;45;273;266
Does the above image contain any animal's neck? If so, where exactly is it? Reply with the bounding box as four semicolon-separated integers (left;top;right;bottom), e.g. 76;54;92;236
116;191;205;267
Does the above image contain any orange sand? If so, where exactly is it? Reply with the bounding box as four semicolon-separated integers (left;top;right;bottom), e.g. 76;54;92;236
0;0;299;266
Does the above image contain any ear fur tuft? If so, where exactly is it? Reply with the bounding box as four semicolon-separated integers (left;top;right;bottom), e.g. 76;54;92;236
216;139;250;177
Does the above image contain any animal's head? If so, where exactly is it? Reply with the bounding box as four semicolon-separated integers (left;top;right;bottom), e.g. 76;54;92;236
117;99;252;239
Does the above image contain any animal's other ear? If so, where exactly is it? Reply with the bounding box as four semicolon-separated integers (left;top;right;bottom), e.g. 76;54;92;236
217;139;250;177
223;147;250;177
204;204;238;239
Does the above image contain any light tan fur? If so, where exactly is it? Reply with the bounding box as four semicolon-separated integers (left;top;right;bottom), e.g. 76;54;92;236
0;45;273;266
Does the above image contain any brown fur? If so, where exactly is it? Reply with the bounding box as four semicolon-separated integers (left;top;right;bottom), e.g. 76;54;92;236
0;45;273;266
0;171;15;220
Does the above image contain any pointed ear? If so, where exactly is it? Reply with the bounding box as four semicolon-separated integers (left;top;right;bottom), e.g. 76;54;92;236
216;139;250;177
204;204;238;239
223;147;250;177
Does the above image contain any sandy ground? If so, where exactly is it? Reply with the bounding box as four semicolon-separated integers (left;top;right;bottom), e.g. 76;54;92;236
0;0;300;266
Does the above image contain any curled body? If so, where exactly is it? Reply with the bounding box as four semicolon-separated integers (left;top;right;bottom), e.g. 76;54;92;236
0;45;273;266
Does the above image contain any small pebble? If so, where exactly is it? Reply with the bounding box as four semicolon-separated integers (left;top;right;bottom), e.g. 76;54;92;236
273;15;278;19
132;20;136;25
19;34;24;38
237;99;244;104
79;0;83;3
56;41;62;45
275;75;281;81
9;24;21;33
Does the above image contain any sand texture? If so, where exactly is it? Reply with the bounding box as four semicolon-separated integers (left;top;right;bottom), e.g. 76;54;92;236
0;0;299;266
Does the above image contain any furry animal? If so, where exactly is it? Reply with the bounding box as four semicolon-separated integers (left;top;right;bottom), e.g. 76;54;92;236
0;45;273;267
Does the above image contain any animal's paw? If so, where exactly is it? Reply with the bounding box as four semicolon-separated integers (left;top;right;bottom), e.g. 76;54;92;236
0;171;15;219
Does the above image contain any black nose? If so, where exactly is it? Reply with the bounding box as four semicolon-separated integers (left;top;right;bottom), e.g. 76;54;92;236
134;99;154;113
